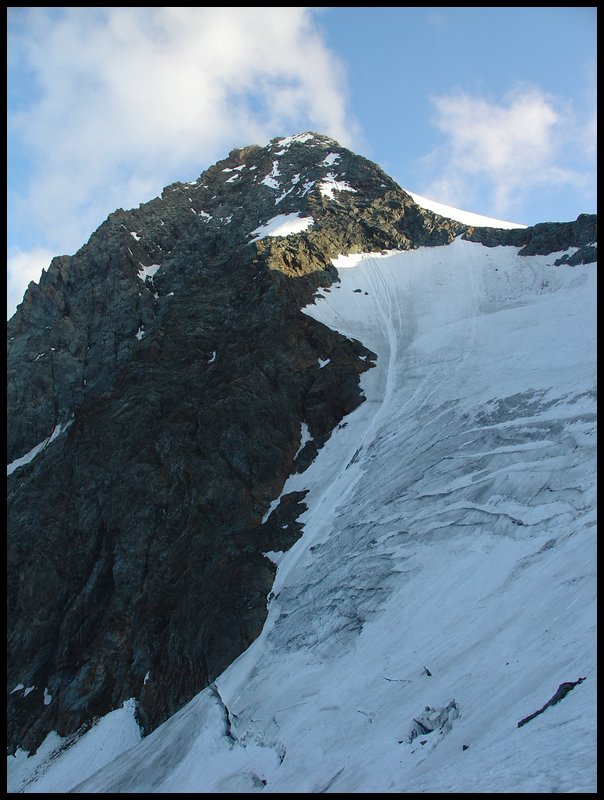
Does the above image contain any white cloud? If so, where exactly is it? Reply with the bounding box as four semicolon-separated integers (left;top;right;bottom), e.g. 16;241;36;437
7;7;360;318
417;86;596;220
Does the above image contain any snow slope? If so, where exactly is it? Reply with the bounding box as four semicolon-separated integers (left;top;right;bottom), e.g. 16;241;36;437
407;190;527;229
8;238;596;793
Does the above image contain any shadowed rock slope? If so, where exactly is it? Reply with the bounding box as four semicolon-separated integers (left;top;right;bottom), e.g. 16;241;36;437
6;131;596;755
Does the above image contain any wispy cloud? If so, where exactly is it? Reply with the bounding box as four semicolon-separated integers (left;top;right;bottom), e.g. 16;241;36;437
7;7;359;317
417;86;596;222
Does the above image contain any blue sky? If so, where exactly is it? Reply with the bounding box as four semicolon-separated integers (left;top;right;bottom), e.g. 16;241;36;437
7;7;597;318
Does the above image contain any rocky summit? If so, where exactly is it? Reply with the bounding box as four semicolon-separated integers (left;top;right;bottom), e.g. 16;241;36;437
6;132;596;757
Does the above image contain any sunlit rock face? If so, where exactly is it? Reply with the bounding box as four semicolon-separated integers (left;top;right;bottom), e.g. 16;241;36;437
6;131;596;769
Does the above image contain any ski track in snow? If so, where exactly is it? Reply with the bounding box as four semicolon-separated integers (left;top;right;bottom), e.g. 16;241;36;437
8;239;596;794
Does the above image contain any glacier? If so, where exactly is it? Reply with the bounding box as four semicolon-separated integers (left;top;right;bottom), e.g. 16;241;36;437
8;236;596;793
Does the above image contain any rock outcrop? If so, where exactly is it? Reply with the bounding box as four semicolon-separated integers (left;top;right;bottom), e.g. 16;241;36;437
463;213;596;264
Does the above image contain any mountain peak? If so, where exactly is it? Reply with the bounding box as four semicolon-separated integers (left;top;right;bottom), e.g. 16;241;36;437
7;132;597;789
11;131;459;755
270;130;341;148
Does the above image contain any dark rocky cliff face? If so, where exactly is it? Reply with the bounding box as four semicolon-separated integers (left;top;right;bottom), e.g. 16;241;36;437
6;132;597;755
462;213;597;264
